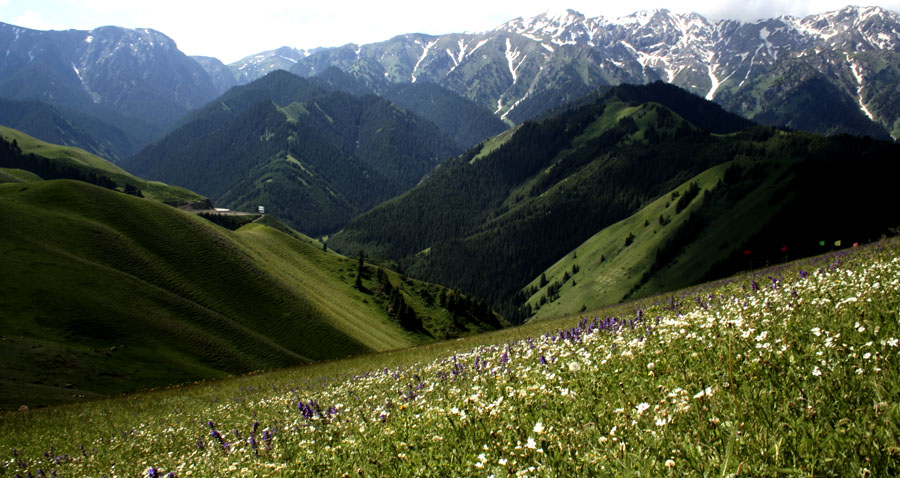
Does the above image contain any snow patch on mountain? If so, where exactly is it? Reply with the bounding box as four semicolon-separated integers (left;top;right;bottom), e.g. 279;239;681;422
505;38;523;84
501;91;530;120
412;40;437;83
846;52;875;120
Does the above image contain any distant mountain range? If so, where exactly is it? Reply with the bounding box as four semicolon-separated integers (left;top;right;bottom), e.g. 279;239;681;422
218;6;900;140
1;5;898;161
0;22;220;158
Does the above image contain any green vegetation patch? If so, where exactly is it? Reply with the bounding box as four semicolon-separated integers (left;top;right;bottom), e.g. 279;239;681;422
0;126;205;204
2;240;898;476
0;168;41;183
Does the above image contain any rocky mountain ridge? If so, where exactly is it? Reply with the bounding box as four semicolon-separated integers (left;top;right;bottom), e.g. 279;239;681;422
0;22;220;156
248;5;899;138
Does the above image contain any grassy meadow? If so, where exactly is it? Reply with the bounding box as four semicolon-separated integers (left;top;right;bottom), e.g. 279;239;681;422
2;237;898;476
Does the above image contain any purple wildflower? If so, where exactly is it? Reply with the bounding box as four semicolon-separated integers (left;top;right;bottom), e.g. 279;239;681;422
262;429;273;450
148;467;160;478
249;435;258;456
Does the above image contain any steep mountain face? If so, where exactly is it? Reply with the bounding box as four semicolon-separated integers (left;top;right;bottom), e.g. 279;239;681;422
310;67;509;148
202;6;900;139
192;55;238;93
125;71;460;235
328;82;900;322
0;97;131;161
0;22;221;155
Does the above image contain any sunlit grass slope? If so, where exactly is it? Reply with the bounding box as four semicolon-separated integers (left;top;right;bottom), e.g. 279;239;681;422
0;126;203;204
0;180;490;408
2;239;897;476
522;158;787;319
523;131;900;321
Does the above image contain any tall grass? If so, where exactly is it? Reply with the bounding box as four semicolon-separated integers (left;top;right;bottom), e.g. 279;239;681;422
2;240;898;477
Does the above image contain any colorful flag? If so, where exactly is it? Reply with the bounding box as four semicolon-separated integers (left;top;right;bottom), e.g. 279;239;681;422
853;242;859;248
743;250;752;255
780;245;788;252
834;240;842;247
819;241;825;246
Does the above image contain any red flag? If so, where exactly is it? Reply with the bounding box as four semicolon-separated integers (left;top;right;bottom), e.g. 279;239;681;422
853;242;859;248
743;250;752;255
780;245;788;252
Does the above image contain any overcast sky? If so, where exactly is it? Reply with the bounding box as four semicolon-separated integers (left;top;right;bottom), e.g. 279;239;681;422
3;0;899;63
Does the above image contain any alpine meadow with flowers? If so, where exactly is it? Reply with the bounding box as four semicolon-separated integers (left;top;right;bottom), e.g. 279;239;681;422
2;238;899;476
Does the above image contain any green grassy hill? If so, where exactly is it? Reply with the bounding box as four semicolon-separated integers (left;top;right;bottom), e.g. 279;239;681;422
524;134;900;320
0;126;204;204
523;161;736;319
0;179;499;409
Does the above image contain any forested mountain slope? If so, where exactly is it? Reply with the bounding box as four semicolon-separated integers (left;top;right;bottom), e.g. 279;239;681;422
330;82;900;322
125;71;460;235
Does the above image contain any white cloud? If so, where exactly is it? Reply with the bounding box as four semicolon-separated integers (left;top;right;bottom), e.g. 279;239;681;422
14;10;68;31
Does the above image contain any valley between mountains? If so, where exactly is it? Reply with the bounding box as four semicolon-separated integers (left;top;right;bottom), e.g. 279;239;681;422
0;4;899;414
1;3;900;476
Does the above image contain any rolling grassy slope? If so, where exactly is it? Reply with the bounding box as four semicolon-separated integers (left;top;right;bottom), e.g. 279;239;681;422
0;179;497;409
2;239;898;476
0;126;204;204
